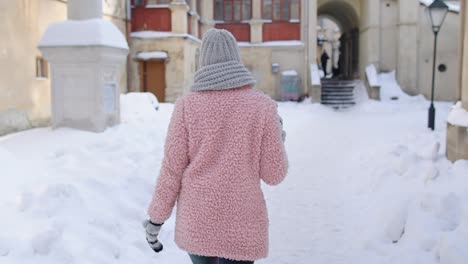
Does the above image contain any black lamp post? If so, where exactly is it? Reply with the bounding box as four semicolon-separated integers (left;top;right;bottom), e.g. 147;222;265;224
426;0;449;130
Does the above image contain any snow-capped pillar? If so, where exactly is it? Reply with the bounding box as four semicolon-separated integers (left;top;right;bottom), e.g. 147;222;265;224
249;0;263;43
199;0;215;37
68;0;102;20
38;0;129;133
447;0;468;161
397;0;418;94
170;0;189;34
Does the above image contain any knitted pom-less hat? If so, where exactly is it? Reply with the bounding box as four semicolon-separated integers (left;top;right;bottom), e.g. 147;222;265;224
191;29;256;91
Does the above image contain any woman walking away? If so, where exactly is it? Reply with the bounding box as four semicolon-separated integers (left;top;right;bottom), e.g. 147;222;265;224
144;28;289;264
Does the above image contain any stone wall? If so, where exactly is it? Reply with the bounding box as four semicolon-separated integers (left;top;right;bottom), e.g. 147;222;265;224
418;7;460;101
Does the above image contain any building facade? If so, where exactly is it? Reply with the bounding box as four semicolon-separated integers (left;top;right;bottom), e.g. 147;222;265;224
0;0;463;136
130;0;461;104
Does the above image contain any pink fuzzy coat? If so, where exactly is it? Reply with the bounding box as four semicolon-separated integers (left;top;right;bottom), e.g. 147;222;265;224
147;86;288;261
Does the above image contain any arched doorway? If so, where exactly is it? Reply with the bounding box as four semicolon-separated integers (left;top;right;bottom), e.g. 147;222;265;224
318;1;360;80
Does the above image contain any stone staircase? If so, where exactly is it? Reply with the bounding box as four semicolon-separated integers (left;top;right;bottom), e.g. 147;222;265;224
321;79;356;109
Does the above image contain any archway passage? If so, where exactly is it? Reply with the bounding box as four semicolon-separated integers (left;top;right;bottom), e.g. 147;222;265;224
318;1;360;80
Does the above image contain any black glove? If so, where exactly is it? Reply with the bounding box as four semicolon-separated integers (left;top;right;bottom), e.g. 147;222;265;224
278;114;286;142
143;220;163;253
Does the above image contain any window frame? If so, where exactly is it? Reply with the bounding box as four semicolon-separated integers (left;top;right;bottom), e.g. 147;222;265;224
36;57;48;79
214;0;252;22
261;0;300;22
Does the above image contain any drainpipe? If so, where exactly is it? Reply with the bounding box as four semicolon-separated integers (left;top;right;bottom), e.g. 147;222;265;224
304;0;310;96
125;0;132;92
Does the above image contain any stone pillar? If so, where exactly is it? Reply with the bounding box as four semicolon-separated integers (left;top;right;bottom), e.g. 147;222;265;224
303;0;319;101
461;0;468;109
397;0;419;94
200;0;215;37
170;0;189;34
359;0;380;77
249;0;263;43
447;0;468;161
190;0;199;37
68;0;102;20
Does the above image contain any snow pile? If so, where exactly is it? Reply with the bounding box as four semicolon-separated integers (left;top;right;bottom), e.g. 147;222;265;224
39;19;129;49
310;64;321;86
136;51;168;61
378;71;412;101
447;101;468;128
365;64;379;87
0;94;178;264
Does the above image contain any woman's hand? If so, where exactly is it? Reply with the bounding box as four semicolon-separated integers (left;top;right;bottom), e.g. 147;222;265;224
143;220;164;253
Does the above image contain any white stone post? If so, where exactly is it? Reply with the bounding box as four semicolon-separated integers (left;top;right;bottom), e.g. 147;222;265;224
38;0;129;132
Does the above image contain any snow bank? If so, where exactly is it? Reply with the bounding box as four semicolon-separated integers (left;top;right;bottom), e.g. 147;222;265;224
39;19;128;49
378;71;412;101
0;91;466;264
447;101;468;128
365;64;379;87
310;64;321;86
136;51;168;61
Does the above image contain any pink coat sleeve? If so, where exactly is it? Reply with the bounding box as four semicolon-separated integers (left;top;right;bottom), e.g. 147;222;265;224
259;102;288;185
147;98;189;224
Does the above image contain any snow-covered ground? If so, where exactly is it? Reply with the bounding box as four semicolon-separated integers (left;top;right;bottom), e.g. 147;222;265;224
1;76;467;264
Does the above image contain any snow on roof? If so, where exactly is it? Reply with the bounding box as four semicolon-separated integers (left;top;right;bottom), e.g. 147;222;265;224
282;70;298;76
38;19;129;49
131;31;202;43
448;101;468;128
238;41;304;47
136;51;168;60
365;64;380;87
419;0;460;13
310;64;321;86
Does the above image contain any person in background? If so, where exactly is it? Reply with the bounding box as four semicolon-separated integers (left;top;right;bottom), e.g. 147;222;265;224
321;51;330;77
144;28;289;264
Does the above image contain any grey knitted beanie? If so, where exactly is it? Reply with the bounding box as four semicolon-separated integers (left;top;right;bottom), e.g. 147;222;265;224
191;28;256;91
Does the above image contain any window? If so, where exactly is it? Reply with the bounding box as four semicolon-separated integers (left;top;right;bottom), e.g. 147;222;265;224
143;0;171;5
36;57;48;79
214;0;252;21
262;0;300;21
132;0;146;6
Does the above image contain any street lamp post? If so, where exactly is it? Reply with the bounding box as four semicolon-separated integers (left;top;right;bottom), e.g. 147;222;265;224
426;0;449;130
